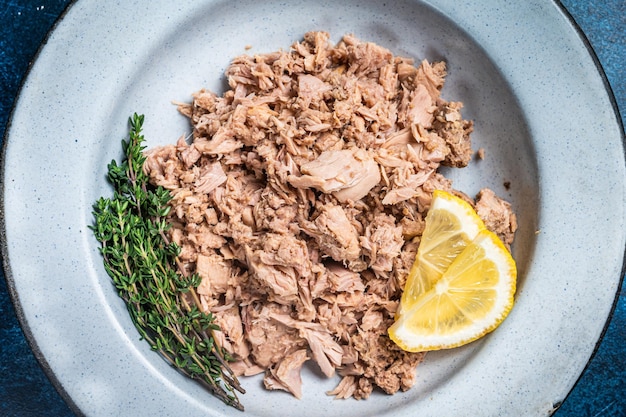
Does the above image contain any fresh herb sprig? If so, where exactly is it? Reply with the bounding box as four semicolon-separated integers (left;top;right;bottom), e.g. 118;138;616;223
90;113;244;411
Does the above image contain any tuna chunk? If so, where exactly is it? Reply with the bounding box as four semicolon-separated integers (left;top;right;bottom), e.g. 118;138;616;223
326;263;365;293
193;161;227;194
245;256;297;300
307;203;361;262
298;74;332;108
475;188;518;247
195;253;232;296
406;84;436;128
433;102;474;168
360;213;404;276
243;304;307;369
288;148;381;202
300;326;343;378
212;306;249;360
264;349;309;399
326;376;358;399
269;313;344;378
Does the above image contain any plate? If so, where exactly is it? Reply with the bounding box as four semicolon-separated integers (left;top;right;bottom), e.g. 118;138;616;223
1;0;624;416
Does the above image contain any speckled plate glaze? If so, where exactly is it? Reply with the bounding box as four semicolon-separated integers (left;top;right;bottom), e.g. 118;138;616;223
2;0;624;416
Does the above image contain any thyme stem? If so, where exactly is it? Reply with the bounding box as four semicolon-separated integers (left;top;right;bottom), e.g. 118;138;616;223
91;113;244;411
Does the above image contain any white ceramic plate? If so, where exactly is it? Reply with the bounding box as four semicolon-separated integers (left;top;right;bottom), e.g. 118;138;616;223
2;0;624;416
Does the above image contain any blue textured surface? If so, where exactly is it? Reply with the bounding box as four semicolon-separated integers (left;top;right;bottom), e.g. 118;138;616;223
0;1;624;416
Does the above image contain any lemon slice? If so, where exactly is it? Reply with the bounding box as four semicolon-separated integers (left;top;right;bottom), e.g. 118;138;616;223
400;190;486;312
389;192;517;352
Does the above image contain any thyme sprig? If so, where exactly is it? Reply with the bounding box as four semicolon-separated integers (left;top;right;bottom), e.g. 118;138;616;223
90;113;244;411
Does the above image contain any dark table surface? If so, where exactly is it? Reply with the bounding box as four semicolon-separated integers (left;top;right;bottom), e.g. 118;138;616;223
1;1;624;416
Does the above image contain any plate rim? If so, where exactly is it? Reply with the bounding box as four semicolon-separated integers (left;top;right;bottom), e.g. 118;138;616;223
544;1;626;411
0;1;83;415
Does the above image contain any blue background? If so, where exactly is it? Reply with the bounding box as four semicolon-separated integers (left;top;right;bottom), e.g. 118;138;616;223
0;1;624;416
